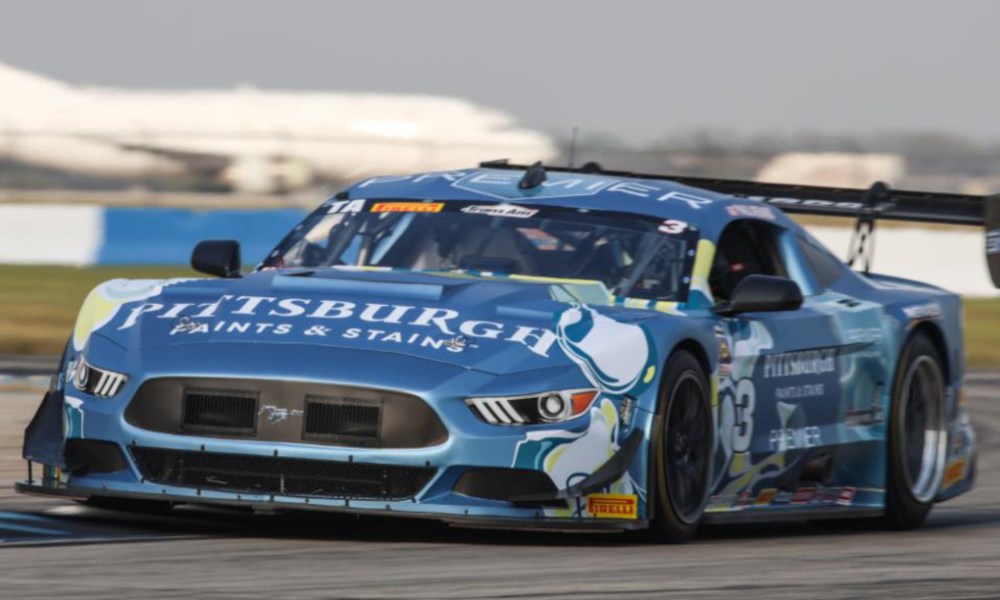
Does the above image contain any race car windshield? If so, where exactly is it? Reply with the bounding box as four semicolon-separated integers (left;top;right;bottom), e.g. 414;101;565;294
264;201;697;301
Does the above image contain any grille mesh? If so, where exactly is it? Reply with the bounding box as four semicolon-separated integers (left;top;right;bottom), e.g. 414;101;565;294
129;447;434;500
304;396;381;444
182;389;258;435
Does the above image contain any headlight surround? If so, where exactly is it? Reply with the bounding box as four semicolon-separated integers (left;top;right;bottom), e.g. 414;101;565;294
466;389;598;425
69;356;128;398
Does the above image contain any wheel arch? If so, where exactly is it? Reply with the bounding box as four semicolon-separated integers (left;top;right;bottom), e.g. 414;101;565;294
905;321;950;384
667;339;712;383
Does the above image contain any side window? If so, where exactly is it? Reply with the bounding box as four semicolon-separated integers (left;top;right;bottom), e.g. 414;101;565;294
709;220;788;302
796;235;847;289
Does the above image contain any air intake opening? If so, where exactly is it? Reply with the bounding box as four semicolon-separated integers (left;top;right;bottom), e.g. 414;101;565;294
304;396;382;445
182;389;258;435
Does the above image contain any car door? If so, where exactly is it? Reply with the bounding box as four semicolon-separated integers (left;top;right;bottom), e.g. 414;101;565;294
709;219;867;502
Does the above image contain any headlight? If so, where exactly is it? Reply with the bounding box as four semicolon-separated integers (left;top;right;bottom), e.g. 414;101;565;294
466;389;598;425
69;356;128;398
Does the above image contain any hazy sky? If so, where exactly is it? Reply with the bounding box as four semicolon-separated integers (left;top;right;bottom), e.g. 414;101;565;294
3;1;1000;145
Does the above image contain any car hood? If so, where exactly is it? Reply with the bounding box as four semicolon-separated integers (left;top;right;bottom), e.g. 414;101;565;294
81;269;663;378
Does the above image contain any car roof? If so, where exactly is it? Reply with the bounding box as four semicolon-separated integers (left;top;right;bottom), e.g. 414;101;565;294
344;167;801;239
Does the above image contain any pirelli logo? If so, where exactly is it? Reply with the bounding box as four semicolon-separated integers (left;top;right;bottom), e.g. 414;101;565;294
371;202;445;213
942;458;968;490
586;493;638;519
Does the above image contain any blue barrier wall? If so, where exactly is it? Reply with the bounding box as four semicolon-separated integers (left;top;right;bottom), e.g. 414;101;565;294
96;208;307;265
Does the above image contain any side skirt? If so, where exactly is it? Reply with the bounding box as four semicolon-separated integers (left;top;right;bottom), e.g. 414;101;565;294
704;507;882;524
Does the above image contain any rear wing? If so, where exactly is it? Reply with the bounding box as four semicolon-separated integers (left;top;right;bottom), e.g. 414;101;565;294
480;161;1000;287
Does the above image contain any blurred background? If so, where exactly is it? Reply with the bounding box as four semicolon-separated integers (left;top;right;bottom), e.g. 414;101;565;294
2;0;1000;363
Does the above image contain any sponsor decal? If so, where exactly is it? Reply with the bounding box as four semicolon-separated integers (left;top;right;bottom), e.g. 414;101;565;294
120;297;559;357
902;302;942;320
768;425;822;451
733;491;754;508
987;230;1000;255
774;383;825;400
452;172;613;201
586;493;638;519
460;204;538;218
755;488;777;506
325;199;367;214
762;349;836;379
942;458;968;490
371;202;444;213
836;486;856;507
356;171;715;207
804;486;856;507
773;490;794;504
726;204;775;220
658;219;689;235
727;378;756;454
791;487;815;505
618;395;635;427
443;335;475;351
755;197;866;211
259;404;303;424
715;329;732;377
656;190;714;208
706;495;734;512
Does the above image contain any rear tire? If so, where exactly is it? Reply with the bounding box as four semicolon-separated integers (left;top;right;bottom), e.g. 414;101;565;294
883;331;947;530
648;351;713;543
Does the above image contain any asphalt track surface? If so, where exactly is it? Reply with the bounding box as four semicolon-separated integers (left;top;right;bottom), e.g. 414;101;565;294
0;376;997;599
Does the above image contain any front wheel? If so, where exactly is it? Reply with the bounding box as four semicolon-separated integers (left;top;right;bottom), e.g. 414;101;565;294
884;331;947;530
648;351;713;543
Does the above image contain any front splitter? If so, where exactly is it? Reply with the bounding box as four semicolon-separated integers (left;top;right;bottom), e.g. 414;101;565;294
14;480;647;533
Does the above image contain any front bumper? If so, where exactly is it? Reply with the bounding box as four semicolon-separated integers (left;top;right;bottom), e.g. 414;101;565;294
19;348;652;531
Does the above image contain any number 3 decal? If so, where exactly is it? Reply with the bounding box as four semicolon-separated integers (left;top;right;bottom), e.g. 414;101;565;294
731;378;755;453
658;219;688;235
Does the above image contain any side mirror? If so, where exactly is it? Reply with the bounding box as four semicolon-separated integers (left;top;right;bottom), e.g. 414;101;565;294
191;240;242;278
713;274;803;316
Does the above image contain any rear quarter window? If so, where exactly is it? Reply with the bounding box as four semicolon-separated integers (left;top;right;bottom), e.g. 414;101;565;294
796;236;847;289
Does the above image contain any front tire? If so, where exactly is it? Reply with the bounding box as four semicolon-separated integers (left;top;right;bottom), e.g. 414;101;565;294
884;331;947;530
649;351;713;543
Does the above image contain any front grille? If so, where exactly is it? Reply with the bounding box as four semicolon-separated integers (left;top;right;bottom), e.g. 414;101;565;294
182;389;258;435
129;447;435;501
127;378;449;448
304;396;381;445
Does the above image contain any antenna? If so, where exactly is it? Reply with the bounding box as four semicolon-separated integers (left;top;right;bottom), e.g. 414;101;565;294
518;161;547;189
567;126;579;168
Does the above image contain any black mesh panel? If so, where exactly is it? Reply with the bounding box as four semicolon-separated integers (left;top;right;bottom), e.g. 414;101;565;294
304;396;381;444
129;447;434;501
182;389;258;435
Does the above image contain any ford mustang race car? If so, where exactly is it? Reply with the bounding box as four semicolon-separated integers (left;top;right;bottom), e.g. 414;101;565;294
19;161;990;541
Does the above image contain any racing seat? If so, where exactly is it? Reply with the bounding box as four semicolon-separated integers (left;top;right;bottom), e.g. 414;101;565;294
709;220;786;302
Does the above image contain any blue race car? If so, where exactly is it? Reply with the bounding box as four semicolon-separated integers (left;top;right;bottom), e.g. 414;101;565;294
20;161;988;541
